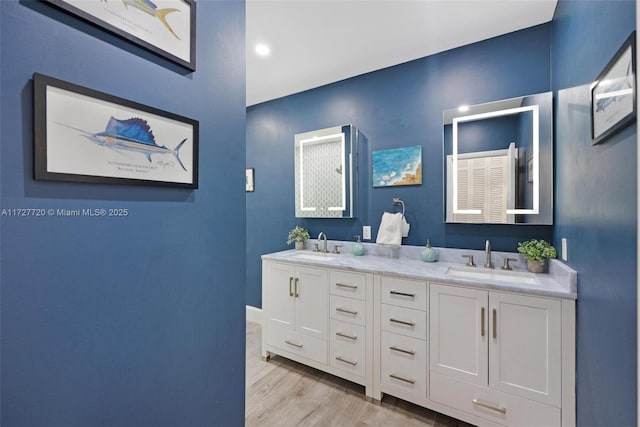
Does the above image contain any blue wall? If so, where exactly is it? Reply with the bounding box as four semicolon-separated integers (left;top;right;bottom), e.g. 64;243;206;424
246;24;553;308
1;1;246;426
552;0;637;425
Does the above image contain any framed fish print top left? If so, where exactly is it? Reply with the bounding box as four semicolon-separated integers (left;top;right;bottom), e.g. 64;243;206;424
34;73;199;188
44;0;196;71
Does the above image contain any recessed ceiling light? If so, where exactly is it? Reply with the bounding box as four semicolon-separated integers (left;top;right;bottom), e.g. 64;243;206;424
255;44;270;57
458;105;469;112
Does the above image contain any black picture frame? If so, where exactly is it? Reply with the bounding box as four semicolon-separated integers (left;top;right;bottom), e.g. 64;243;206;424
591;31;636;145
34;73;199;189
44;0;196;71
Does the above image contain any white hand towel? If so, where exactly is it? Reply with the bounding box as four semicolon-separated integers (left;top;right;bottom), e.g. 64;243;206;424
402;216;410;238
376;212;404;245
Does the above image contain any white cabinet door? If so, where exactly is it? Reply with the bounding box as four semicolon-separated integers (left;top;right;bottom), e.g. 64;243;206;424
489;292;561;407
429;283;488;386
266;263;296;331
295;266;329;340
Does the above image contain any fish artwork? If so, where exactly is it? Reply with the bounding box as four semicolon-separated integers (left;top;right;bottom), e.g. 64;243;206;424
102;0;181;39
59;117;188;171
596;58;634;113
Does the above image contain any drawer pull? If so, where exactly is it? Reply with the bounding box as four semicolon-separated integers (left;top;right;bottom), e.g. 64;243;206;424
336;282;358;290
336;331;358;341
335;356;358;366
336;307;358;316
390;318;415;327
389;345;415;356
389;373;415;384
285;340;303;348
472;399;507;414
289;277;294;297
481;307;485;337
390;290;416;298
493;308;497;339
294;277;300;298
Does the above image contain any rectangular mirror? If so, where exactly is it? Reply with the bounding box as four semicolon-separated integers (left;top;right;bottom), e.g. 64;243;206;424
443;92;553;224
295;125;359;218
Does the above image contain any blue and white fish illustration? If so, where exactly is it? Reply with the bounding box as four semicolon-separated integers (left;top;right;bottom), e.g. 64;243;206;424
122;0;181;39
596;58;634;113
59;117;188;171
101;0;181;39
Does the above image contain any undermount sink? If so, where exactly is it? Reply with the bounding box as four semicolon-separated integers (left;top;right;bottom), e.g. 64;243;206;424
290;252;337;262
446;266;538;285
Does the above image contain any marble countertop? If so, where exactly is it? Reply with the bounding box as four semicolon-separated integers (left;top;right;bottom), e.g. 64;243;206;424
262;242;577;300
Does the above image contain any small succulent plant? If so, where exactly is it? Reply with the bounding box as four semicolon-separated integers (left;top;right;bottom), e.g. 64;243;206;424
517;239;557;261
287;226;310;245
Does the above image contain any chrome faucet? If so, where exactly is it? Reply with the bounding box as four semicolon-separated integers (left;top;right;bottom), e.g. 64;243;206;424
484;239;493;269
318;232;328;253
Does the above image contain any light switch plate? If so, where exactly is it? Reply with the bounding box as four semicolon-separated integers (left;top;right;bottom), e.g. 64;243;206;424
561;238;568;261
363;226;371;240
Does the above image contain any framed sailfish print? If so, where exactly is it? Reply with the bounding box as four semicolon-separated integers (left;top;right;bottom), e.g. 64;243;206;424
43;0;196;71
34;73;199;188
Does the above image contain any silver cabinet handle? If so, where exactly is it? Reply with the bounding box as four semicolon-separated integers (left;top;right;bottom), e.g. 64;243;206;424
335;356;357;366
472;399;506;414
336;282;358;290
481;307;485;337
390;318;415;327
289;277;294;297
492;308;497;339
336;331;358;341
285;340;303;348
390;346;415;356
390;290;416;298
336;307;358;315
389;373;415;384
294;277;299;297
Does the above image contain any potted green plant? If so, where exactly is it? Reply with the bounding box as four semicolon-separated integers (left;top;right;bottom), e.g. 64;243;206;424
517;239;557;273
287;226;310;250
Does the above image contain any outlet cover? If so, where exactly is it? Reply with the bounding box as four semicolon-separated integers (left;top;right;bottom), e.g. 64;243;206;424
363;226;371;240
561;238;568;261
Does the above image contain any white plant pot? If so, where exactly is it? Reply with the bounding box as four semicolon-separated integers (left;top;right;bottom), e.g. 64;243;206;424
295;241;305;250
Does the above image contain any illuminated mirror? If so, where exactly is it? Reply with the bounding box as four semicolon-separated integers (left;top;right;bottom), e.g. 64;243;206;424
295;125;359;218
443;92;553;224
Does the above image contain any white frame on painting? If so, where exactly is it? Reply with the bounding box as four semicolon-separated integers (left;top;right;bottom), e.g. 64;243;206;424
44;0;196;71
34;73;199;188
591;31;637;145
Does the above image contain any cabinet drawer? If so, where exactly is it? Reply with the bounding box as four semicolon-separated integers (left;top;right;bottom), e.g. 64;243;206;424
330;319;366;377
430;371;560;427
267;325;327;365
381;276;427;311
381;331;427;404
330;295;366;326
330;270;367;300
381;304;427;340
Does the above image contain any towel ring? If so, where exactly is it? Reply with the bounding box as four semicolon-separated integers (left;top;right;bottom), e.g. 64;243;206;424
393;198;405;217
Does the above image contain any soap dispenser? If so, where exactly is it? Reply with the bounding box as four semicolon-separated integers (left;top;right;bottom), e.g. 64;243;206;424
352;235;366;256
421;238;439;262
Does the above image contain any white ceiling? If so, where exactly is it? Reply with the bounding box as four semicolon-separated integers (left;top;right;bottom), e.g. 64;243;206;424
246;0;558;107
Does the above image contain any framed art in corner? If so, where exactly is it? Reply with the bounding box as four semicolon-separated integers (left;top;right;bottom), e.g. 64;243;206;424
33;73;199;189
591;31;636;145
44;0;196;71
246;168;255;192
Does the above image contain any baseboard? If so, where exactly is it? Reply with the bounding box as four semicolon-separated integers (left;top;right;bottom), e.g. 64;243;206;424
246;305;263;325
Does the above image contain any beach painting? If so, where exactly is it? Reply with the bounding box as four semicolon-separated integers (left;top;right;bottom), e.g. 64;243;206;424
372;146;422;187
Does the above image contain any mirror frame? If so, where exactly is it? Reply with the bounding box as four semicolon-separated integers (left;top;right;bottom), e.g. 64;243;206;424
443;92;553;225
294;125;358;218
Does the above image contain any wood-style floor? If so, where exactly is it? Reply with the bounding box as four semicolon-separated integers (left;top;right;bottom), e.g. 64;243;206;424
246;322;475;427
